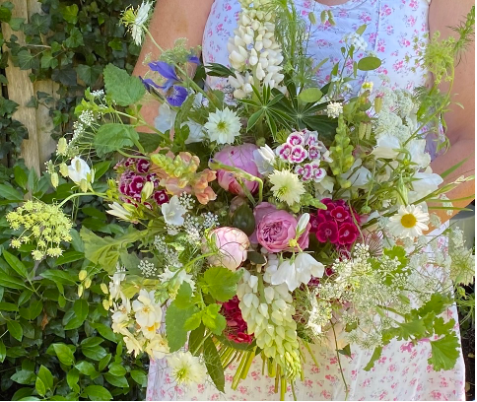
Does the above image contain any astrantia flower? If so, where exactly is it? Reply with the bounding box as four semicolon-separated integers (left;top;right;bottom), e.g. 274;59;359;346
167;352;206;386
389;204;430;239
204;108;241;144
269;170;305;206
121;1;152;46
161;195;187;226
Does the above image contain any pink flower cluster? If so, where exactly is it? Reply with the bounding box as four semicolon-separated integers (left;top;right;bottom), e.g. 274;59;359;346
117;158;168;208
310;199;361;247
220;296;254;344
275;129;332;183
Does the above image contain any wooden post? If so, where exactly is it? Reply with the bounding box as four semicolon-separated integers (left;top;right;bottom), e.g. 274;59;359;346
2;0;57;173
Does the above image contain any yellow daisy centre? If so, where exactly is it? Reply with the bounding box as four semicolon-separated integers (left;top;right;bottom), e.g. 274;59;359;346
400;213;417;228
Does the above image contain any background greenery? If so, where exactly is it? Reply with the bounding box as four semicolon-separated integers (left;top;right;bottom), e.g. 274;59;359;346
0;0;149;400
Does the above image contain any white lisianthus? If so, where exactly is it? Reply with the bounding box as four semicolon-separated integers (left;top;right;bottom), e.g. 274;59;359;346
161;196;187;226
146;334;170;359
68;156;92;184
204;108;241;144
270;253;324;292
154;103;177;133
253;144;276;175
269;170;305;206
388;204;430;239
132;289;162;328
371;134;401;159
167;352;206;386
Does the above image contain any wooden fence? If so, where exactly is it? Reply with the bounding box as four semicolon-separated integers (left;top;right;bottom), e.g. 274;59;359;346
2;0;57;174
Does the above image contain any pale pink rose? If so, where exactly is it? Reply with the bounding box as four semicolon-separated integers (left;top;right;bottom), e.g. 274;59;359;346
256;210;310;253
214;144;261;196
250;202;277;243
205;227;250;271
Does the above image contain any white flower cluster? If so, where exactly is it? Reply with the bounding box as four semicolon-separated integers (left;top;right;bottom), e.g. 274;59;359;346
154;236;181;268
343;32;368;52
138;259;157;277
237;271;302;380
227;0;284;99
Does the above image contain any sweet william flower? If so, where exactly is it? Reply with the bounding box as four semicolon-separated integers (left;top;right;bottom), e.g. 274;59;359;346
205;227;250;271
161;195;187;226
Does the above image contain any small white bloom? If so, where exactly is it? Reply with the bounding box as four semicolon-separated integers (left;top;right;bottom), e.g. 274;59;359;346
296;213;310;236
371;134;401;159
183;120;205;144
161;196;187;226
388;205;430;239
167;352;206;386
326;102;343;118
204;108;241;144
253;144;276;175
146;334;170;359
269;170;305;206
159;267;196;292
123;1;152;46
141;321;160;340
68;156;91;184
106;202;134;222
123;331;145;356
406;139;431;169
409;169;444;202
111;300;131;333
154;103;177;133
109;270;126;301
132;289;162;328
341;158;372;188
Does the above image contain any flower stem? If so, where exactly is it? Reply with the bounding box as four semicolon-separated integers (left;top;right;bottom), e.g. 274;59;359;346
331;322;349;401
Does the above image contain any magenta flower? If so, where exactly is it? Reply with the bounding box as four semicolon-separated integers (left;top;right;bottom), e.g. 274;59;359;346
304;130;319;146
330;206;349;222
137;159;151;173
289;146;308;163
276;143;293;161
316;221;339;244
214;144;261;196
153;190;169;205
287;132;304;146
338;222;359;245
128;176;145;196
313;167;326;182
308;146;321;160
221;296;254;344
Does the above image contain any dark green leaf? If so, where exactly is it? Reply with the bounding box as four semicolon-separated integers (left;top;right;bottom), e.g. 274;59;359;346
188;324;205;356
81;337;104;348
166;302;197;352
0;183;23;200
0;340;6;362
77;65;103;86
203;337;225;392
75;361;98;377
90;323;117;342
65;27;84;48
93;161;112;180
11;370;36;385
174;282;193;309
19;300;43;320
130;369;147;386
103;64;145;106
94;123;139;157
3;250;28;278
54;251;85;266
104;373;129;388
0;302;19;311
0;274;27;290
338;344;352;357
8;320;23;341
52;343;74;366
13;166;28;189
61;4;78;24
82;345;108;361
298;88;323;103
203;267;242;302
84;385;112;401
364;346;383;371
108;363;126;377
357;56;382;71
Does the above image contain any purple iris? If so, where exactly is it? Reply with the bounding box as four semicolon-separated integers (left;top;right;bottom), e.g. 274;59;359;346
187;54;201;65
140;77;160;92
147;61;188;106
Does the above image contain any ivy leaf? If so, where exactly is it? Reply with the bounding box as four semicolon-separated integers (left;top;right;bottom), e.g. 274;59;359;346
94;123;139;157
357;56;382;71
0;5;12;23
61;4;78;24
165;302;197;352
77;64;103;86
203;337;225;393
65;27;84;48
428;334;460;371
203;267;242;302
103;64;145;106
51;67;77;86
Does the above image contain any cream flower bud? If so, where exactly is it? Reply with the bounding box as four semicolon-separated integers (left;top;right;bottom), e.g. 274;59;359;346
141;181;154;200
57;138;68;156
59;163;69;177
51;172;59;188
79;269;88;281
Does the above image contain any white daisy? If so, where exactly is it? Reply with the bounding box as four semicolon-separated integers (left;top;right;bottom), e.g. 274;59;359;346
269;170;305;206
388;205;430;239
204;108;241;144
167;352;206;386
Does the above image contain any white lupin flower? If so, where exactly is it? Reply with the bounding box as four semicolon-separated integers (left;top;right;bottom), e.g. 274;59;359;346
132;289;162;328
388;205;430;239
253;144;276;175
68;156;91;184
296;213;310;236
167;352;206;386
269;170;305;206
161;196;187;226
204;108;241;144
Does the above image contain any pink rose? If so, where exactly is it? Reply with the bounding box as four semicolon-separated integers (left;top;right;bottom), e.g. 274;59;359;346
214;144;261;196
250;202;277;244
256;210;310;253
205;227;250;271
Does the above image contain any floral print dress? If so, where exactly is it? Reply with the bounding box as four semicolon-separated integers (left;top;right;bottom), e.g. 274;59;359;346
146;0;466;400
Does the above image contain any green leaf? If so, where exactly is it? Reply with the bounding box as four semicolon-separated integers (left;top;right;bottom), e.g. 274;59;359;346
0;275;27;290
82;345;108;361
428;334;460;371
356;24;367;35
138;132;163;153
53;343;74;366
130;369;147;386
203;267;242;302
98;354;112;372
35;378;47;397
61;4;78;24
0;5;12;22
0;302;19;311
84;385;112;401
298;88;323;103
364;346;383;371
65;300;88;330
94;124;139;157
184;312;202;332
37;365;54;390
40;270;76;285
0;183;23;200
338;344;352;358
0;340;6;363
13;166;28;189
3;250;28;278
203;337;225;393
11;370;36;385
104;373;129;388
188;324;205;356
174;282;193;309
11;388;34;401
15;50;39;70
77;65;103;87
66;368;79;390
75;361;98;377
90;323;117;342
357;56;382;71
19;300;43;320
65;27;84;48
108;363;126;377
166;302;197;352
246;110;264;131
202;304;226;336
54;251;85;266
8;320;23;341
93;161;112;180
81;337;104;348
103;64;145;107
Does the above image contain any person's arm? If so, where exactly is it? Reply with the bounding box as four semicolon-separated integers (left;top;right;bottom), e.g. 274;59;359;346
428;0;475;225
133;0;215;128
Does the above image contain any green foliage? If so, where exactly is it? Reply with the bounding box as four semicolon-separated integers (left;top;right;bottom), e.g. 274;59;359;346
0;164;147;400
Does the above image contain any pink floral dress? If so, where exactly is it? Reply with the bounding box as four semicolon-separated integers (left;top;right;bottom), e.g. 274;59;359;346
146;1;466;400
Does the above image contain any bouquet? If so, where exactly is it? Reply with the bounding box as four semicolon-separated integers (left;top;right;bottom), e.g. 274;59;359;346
8;0;475;398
